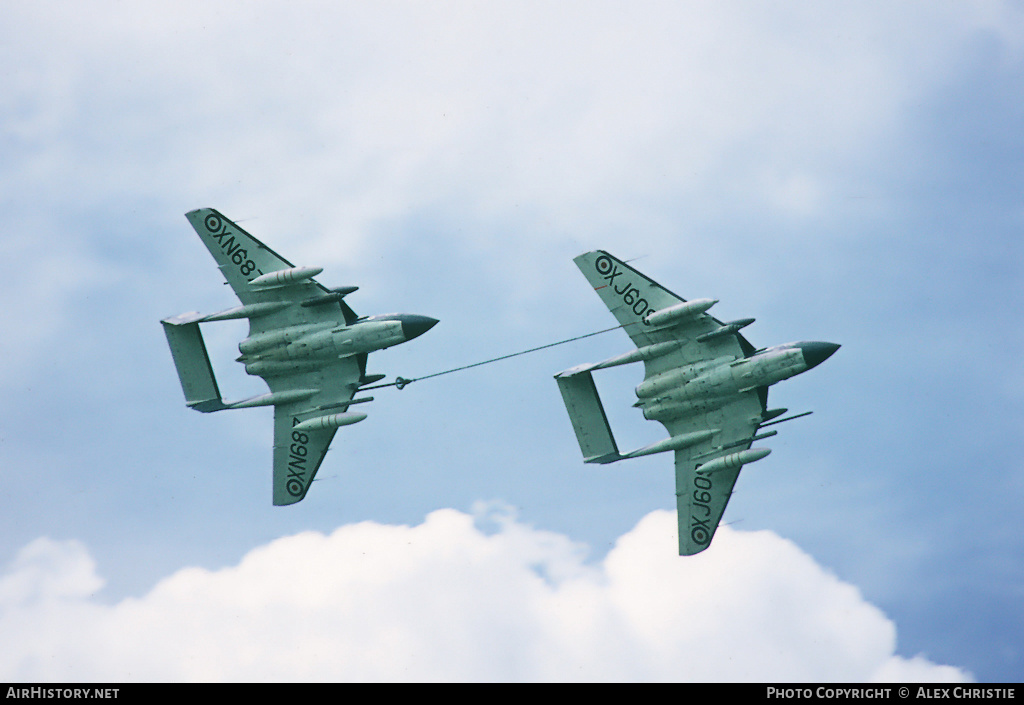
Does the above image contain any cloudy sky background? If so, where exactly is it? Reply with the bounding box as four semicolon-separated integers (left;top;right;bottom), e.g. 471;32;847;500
1;1;1021;681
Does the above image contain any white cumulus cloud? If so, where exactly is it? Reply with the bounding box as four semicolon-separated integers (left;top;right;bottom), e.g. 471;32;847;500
0;507;969;682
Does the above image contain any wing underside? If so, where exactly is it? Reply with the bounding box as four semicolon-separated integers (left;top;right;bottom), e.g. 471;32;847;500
665;394;765;554
676;455;743;555
268;356;362;505
273;404;338;505
572;250;756;374
184;208;358;331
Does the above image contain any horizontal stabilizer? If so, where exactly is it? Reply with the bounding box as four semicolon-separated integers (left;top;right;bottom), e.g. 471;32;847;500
554;369;620;463
161;316;226;412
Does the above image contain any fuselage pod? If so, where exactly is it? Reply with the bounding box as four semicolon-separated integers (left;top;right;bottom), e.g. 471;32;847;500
281;320;406;359
249;266;324;287
636;344;813;402
241;319;411;363
695;318;755;343
635;356;735;398
696;447;771;474
642;396;727;421
239;323;332;355
301;286;359;308
292;411;367;432
243;359;323;377
645;298;718;328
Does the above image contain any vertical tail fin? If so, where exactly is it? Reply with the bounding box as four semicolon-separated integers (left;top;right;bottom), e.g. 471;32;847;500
161;313;227;412
554;367;621;464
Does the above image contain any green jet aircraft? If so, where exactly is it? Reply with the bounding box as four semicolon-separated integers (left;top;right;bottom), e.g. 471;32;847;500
162;208;437;505
556;251;839;555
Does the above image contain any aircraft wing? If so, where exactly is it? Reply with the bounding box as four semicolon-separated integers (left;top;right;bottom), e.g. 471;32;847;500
267;355;362;505
661;393;765;554
573;250;756;377
184;208;358;334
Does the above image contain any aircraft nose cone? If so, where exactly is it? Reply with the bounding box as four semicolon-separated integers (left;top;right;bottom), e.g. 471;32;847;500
801;341;840;370
400;315;439;341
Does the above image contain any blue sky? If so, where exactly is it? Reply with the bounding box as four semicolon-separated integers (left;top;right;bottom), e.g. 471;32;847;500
1;1;1021;682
